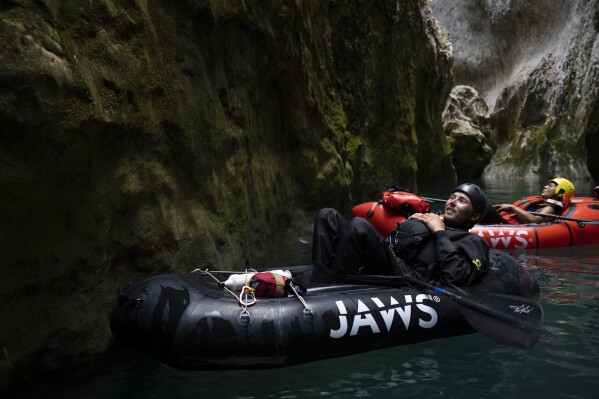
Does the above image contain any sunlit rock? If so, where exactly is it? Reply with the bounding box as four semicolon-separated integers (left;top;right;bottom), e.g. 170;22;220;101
442;85;493;178
432;0;598;183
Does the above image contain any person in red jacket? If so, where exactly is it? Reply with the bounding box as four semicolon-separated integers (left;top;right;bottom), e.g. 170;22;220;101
483;177;575;224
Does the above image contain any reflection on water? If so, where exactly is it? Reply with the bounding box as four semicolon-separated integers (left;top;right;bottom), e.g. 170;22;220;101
13;180;599;398
514;244;599;399
518;248;599;304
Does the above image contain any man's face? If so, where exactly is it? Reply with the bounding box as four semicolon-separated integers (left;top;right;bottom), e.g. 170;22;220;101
444;191;479;227
541;182;557;198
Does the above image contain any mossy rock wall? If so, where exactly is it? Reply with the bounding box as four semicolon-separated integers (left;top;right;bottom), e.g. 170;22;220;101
0;0;454;390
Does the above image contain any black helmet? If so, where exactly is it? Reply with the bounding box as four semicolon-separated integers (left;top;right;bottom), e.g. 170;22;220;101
453;183;488;222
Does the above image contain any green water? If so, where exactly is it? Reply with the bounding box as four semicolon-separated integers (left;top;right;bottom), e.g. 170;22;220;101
14;180;599;398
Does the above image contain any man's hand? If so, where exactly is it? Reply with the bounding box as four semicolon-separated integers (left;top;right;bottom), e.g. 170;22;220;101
494;204;515;213
409;213;445;233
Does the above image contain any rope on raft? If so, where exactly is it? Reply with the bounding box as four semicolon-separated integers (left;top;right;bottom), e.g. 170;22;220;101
192;268;257;308
191;268;311;314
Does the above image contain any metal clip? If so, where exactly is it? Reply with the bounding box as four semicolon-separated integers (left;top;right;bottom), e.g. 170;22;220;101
238;309;251;326
302;308;314;323
135;294;147;308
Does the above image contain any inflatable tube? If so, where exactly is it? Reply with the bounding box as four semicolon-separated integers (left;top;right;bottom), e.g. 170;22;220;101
352;197;599;250
471;197;599;250
352;201;405;237
110;251;538;370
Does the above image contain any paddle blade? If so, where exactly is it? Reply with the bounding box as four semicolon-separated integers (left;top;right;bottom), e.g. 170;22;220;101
457;293;544;349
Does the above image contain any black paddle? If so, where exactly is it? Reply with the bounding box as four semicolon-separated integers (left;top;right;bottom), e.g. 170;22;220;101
313;263;544;349
527;211;599;225
402;274;544;349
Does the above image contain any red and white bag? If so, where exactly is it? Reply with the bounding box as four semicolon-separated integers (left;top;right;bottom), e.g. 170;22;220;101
248;272;290;298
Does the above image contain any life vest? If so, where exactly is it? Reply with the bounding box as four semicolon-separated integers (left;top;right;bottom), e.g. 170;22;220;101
501;195;566;224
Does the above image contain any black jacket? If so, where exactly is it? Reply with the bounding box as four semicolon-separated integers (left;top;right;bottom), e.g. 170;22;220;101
313;209;489;287
409;228;489;286
387;220;489;286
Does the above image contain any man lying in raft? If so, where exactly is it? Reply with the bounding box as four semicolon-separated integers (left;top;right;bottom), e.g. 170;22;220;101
481;177;576;224
312;184;490;287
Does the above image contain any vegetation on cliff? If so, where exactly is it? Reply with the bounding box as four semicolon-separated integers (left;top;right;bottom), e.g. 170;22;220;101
0;0;453;390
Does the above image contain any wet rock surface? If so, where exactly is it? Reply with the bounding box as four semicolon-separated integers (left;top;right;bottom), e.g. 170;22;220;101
0;1;452;391
433;0;599;182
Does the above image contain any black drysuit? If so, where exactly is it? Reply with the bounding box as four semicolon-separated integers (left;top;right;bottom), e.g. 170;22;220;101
312;208;489;286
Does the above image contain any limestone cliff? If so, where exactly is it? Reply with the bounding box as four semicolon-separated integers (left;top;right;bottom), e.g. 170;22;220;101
433;0;599;183
0;0;453;390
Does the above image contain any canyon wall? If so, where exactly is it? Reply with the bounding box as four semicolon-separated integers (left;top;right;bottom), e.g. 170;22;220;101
0;0;453;390
433;0;599;184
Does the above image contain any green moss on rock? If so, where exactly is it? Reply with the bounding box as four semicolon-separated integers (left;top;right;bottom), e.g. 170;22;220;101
0;0;454;391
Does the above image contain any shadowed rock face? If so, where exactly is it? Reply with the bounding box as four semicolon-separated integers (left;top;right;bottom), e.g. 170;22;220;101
0;0;453;391
433;0;599;183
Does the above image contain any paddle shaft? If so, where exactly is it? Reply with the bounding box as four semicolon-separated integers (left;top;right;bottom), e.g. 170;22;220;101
527;211;599;225
403;274;496;314
422;196;447;203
